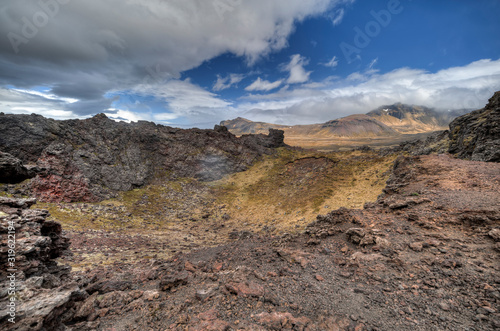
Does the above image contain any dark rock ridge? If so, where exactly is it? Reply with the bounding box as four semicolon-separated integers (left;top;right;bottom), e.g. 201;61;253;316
0;113;285;202
0;197;83;331
240;128;287;148
0;152;37;184
449;91;500;162
397;130;450;156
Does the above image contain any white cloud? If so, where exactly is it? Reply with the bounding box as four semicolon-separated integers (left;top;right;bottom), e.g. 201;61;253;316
331;8;345;26
0;0;349;123
283;54;312;84
213;74;245;91
0;0;341;97
328;0;355;26
102;109;179;124
0;87;81;120
132;78;235;126
245;77;283;92
103;109;149;123
323;56;339;68
3;59;500;128
10;88;79;104
136;79;231;111
235;59;500;125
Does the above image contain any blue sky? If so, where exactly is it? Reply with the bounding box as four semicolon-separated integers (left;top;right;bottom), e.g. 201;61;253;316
1;0;500;127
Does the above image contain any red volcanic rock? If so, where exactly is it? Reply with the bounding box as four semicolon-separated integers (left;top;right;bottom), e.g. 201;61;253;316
159;271;189;292
31;173;98;203
256;312;311;330
225;280;264;298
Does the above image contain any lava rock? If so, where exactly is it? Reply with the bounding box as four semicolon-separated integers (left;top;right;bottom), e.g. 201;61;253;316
0;152;36;183
159;271;189;291
0;113;285;202
449;91;500;162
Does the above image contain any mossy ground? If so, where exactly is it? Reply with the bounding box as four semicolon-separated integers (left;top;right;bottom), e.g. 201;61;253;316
33;148;396;269
211;148;396;233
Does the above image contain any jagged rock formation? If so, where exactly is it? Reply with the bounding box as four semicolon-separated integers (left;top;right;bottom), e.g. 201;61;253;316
0;113;285;202
0;197;83;331
0;153;36;184
240;128;287;148
397;130;450;156
449;91;500;162
219;117;285;136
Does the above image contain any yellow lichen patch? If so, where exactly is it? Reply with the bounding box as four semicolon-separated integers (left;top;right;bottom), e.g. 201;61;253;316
210;148;396;234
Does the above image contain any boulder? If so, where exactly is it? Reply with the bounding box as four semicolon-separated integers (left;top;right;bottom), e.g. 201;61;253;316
0;152;35;184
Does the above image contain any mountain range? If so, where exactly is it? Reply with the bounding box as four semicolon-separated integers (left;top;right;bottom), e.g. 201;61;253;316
221;104;470;139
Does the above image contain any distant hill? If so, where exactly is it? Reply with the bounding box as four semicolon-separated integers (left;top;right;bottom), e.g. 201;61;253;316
367;104;449;134
221;114;396;139
318;114;397;137
222;104;468;138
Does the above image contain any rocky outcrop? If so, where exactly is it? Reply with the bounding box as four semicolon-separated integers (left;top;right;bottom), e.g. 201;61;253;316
388;91;500;161
398;130;450;156
0;153;36;184
449;91;500;162
0;197;83;330
0;113;285;202
240;128;287;149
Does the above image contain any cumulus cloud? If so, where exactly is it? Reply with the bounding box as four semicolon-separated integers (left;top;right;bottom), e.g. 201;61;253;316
245;78;283;92
1;1;498;129
283;54;312;84
0;0;340;118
